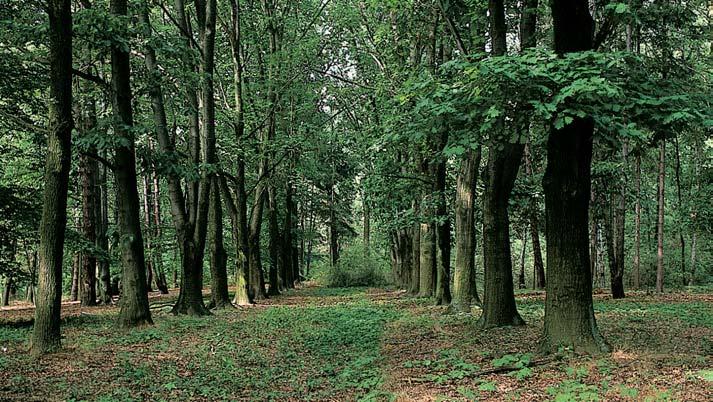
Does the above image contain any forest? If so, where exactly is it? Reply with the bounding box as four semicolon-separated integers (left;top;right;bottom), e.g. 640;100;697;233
0;0;711;400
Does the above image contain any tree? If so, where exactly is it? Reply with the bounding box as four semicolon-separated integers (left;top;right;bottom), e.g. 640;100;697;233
110;0;153;328
30;0;73;355
541;0;609;354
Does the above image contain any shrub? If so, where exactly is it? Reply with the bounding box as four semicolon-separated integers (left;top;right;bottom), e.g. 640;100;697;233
315;243;392;288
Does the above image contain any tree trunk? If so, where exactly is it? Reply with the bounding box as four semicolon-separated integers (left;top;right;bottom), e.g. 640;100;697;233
673;136;685;285
479;0;525;328
79;96;98;306
418;222;436;297
656;140;665;293
632;153;641;289
207;176;231;309
31;0;73;355
70;250;79;302
97;155;112;303
142;171;154;293
151;169;169;293
542;0;608;354
2;276;11;307
524;145;545;289
434;135;452;306
267;186;281;296
409;201;421;295
518;229;528;289
605;144;626;299
453;148;482;312
111;0;153;328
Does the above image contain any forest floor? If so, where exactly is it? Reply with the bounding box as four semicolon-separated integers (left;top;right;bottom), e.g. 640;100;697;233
1;285;711;401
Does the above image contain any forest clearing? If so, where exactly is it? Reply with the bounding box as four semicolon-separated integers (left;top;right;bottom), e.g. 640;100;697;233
1;286;712;401
1;0;712;401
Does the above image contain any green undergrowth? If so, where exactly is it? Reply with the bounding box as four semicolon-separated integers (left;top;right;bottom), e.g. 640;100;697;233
1;295;400;401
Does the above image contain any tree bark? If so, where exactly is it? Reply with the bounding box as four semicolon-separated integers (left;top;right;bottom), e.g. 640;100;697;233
267;185;281;296
151;169;169;293
656;140;665;293
632;153;641;289
479;0;525;328
31;0;73;355
524;144;545;289
418;222;436;297
453;148;482;312
79;95;98;306
208;176;231;309
518;228;528;289
605;144;626;299
97;154;112;303
542;0;608;354
111;0;153;328
434;134;452;305
409;201;421;295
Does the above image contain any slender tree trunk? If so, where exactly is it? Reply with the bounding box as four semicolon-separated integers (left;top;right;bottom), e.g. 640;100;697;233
435;137;452;305
71;248;79;302
79;96;98;306
151;169;168;293
453;148;482;311
418;222;436;297
689;144;701;285
633;153;641;289
656;140;665;293
2;276;11;307
142;171;154;293
542;0;608;354
524;145;545;289
673;136;685;284
267;186;281;296
409;201;421;295
111;0;152;327
97;155;112;303
518;229;528;289
31;0;73;355
605;165;626;299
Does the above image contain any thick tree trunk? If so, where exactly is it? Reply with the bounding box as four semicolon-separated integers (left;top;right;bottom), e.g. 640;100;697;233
31;0;73;356
111;0;153;328
479;0;525;328
248;182;267;301
542;0;608;354
656;140;665;293
2;276;11;307
208;176;231;309
453;148;482;312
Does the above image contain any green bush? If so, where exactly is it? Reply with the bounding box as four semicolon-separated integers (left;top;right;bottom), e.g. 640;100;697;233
314;243;392;288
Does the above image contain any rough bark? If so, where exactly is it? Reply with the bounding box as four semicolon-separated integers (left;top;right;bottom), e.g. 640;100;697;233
79;96;98;306
31;0;73;356
267;186;281;296
479;0;525;328
409;201;421;295
97;156;112;303
207;176;231;309
418;222;436;297
541;0;608;354
605;146;626;299
453;148;482;312
111;0;153;328
632;153;641;289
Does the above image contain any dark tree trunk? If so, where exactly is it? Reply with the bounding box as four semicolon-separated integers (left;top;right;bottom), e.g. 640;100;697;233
605;146;626;299
479;0;525;328
2;276;11;307
97;156;112;303
142;171;154;293
31;0;73;356
518;229;528;289
283;180;296;289
79;96;98;306
409;203;421;295
453;148;482;312
111;0;153;328
151;169;169;294
542;0;608;354
248;182;268;301
70;249;79;302
418;221;436;297
208;176;231;309
524;145;545;289
267;186;281;296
